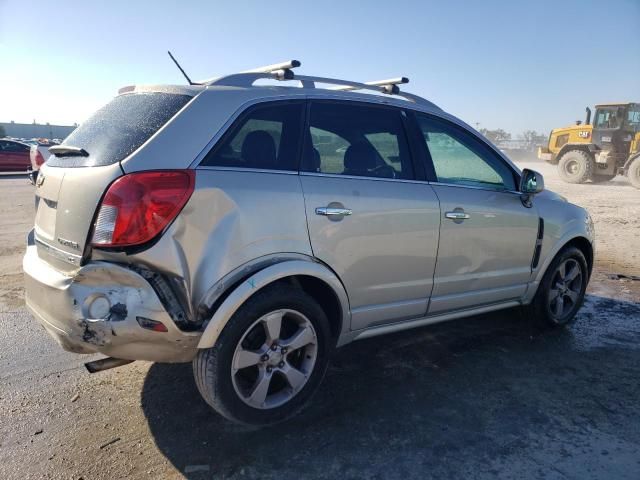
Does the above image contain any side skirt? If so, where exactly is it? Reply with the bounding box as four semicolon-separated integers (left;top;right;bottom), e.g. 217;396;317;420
336;300;521;347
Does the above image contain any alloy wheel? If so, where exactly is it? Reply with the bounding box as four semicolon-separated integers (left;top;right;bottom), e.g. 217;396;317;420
231;309;318;409
548;258;583;321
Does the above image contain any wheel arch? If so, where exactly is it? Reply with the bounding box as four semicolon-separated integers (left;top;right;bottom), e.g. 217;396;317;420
564;236;594;277
557;143;598;160
526;233;594;303
196;259;350;349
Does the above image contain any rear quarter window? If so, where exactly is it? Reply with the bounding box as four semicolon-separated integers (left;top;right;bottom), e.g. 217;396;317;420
47;92;192;167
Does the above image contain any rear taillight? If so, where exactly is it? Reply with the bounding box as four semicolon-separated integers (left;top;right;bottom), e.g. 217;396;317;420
30;146;45;167
91;170;195;248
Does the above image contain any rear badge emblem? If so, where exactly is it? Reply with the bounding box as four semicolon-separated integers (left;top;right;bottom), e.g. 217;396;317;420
57;237;80;250
36;174;45;187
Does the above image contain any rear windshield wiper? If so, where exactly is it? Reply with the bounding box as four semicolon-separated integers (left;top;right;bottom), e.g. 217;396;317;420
48;145;90;157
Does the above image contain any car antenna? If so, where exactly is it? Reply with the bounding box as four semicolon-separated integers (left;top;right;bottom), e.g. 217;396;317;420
167;50;194;85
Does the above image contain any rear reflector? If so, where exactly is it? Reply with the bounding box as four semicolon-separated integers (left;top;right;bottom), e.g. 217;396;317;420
91;170;195;248
136;316;169;332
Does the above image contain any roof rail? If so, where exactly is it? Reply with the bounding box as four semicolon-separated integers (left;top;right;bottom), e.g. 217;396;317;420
200;60;435;107
330;77;409;94
197;59;301;85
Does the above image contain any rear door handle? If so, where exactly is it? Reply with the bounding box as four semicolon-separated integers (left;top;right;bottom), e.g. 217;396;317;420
315;207;352;217
445;211;470;220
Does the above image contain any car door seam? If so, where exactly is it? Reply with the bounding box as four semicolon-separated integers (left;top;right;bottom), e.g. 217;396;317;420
426;184;443;315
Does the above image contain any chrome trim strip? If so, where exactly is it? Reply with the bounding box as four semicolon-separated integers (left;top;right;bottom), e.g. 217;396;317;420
300;171;429;185
35;236;82;266
432;181;521;195
197;164;522;194
196;166;297;175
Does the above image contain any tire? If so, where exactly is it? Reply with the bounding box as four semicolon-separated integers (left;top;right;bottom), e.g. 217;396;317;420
628;156;640;189
557;150;594;184
523;246;588;329
193;283;333;426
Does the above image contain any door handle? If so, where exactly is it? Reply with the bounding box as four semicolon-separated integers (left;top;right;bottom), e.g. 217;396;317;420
445;211;470;220
315;207;352;217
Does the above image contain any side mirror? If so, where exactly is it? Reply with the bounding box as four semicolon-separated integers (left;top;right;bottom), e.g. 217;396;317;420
519;169;544;208
520;168;544;194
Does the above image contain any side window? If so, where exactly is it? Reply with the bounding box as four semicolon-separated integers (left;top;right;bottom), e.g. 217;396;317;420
302;102;414;180
201;102;303;170
2;141;28;153
16;142;30;153
415;114;516;191
308;126;349;174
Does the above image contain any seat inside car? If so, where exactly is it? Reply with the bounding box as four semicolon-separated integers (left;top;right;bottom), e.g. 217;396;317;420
343;141;381;177
241;130;277;169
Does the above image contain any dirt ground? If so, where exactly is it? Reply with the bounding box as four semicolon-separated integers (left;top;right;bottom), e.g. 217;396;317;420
0;162;639;479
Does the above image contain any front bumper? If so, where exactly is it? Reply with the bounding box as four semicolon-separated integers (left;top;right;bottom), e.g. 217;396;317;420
23;239;200;363
537;146;554;162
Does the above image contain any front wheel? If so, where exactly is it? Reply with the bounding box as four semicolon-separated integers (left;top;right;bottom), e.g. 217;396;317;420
628;156;640;189
557;150;594;184
193;283;332;426
524;246;589;328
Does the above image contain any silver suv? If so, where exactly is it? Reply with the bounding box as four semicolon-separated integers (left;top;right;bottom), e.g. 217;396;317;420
24;61;594;425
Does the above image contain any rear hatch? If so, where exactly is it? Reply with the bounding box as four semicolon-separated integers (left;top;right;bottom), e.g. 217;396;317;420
34;92;193;272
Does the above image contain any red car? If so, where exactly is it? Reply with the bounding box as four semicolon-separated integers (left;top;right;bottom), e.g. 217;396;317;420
0;139;31;172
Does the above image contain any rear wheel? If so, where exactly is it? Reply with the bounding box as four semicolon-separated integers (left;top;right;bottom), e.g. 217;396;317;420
193;284;332;426
524;246;588;328
628;156;640;189
557;150;594;184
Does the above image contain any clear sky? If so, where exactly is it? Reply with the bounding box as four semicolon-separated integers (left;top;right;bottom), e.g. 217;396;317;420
1;0;638;136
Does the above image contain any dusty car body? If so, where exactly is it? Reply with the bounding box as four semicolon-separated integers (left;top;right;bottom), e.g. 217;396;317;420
24;61;594;424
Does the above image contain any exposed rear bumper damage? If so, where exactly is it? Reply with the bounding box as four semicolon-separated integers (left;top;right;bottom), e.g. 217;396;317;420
23;240;200;363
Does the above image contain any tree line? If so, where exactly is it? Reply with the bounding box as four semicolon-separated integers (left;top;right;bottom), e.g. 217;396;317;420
478;128;547;148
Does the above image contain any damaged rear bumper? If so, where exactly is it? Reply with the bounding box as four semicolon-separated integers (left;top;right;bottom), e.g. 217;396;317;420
23;240;200;363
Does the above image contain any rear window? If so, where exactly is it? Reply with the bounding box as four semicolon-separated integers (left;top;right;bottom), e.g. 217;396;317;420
47;92;192;167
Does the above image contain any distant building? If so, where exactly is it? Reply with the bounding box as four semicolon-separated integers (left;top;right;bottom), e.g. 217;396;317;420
1;121;76;140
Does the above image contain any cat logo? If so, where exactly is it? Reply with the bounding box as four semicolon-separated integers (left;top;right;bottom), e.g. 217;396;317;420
36;173;45;187
578;131;590;139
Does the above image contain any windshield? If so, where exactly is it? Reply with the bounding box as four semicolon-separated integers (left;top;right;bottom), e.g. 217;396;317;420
626;107;640;132
594;106;626;129
47;92;192;167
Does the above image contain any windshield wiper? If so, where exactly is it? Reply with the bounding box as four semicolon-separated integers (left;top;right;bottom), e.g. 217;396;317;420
48;145;90;157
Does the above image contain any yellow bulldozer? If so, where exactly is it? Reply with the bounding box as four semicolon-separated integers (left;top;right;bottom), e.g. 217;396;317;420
538;102;640;189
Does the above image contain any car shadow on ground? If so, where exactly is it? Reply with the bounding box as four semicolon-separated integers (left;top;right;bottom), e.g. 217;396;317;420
141;294;640;479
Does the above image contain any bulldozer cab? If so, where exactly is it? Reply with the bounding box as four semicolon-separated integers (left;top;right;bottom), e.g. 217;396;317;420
592;103;640;164
594;103;640;132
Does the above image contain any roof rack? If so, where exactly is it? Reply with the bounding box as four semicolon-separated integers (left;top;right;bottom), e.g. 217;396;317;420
198;60;435;107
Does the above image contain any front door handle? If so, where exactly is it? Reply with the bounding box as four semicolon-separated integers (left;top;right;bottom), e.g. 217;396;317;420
315;207;353;217
445;211;470;220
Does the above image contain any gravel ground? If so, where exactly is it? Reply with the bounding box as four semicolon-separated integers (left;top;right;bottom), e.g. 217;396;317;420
0;163;639;480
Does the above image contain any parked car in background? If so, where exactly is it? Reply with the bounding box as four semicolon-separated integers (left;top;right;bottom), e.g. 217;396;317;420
0;139;31;172
24;61;595;426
